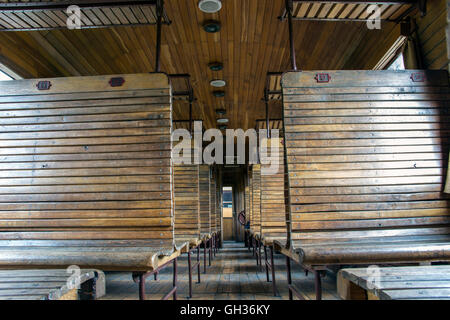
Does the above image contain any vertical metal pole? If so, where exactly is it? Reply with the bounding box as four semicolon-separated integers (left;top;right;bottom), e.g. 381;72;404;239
138;274;146;300
270;246;277;296
188;249;193;298
203;239;207;273
255;239;259;266
264;245;270;282
173;258;177;300
208;238;212;266
155;0;163;72
197;245;201;283
286;256;292;300
258;241;262;266
189;99;193;134
264;89;270;139
285;0;297;71
314;271;322;300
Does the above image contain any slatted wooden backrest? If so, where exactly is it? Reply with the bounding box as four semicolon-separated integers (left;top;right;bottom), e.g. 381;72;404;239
199;165;211;235
0;73;173;243
260;138;286;240
282;70;450;245
252;164;261;235
174;164;200;240
245;173;250;227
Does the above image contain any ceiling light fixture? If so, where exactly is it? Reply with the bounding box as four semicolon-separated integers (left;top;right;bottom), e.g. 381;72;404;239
209;62;223;71
210;79;226;87
203;20;221;33
217;118;229;124
213;90;225;97
198;0;222;13
215;109;227;116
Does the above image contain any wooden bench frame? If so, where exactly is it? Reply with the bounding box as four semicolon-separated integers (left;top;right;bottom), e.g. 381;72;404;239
274;242;327;300
0;71;183;301
337;265;450;300
184;240;202;298
201;234;214;272
275;69;450;300
262;240;278;297
0;269;105;300
132;257;178;300
255;131;288;297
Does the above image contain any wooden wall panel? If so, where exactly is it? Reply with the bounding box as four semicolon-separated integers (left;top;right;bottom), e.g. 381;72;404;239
199;165;211;235
282;70;450;244
174;165;200;240
260;138;286;240
0;73;173;241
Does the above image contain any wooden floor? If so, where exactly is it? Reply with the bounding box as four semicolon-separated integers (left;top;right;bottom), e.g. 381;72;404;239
101;241;340;300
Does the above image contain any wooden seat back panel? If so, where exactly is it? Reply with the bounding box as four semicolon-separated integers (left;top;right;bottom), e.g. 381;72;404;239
251;165;261;235
199;165;211;235
174;165;201;239
282;70;450;251
210;174;217;233
0;73;174;242
260;138;287;240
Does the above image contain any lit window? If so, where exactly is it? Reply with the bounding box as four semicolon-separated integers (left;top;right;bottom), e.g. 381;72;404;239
387;53;405;70
0;70;13;81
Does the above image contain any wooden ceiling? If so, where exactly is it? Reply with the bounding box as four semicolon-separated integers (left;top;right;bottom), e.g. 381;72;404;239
0;0;418;130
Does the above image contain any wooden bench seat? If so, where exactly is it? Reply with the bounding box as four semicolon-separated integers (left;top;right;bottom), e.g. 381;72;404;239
256;137;287;296
174;163;202;297
0;269;105;300
199;164;214;271
279;69;450;300
0;73;180;300
0;240;185;271
338;265;450;300
280;235;450;266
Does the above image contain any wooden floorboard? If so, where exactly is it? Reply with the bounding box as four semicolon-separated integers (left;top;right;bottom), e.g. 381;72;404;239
101;241;340;300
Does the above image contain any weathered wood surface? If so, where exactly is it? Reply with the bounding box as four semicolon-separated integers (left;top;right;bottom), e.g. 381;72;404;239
260;138;287;244
210;169;217;234
0;2;170;31
338;265;450;300
199;165;211;237
245;173;251;229
0;73;184;270
215;166;223;233
251;165;261;236
0;269;105;300
248;167;254;235
279;70;450;265
174;164;201;247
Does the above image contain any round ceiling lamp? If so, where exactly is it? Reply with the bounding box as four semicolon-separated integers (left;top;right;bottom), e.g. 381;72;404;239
203;20;221;33
215;109;226;116
213;90;225;97
198;0;222;13
209;62;223;71
210;79;226;87
217;118;229;124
